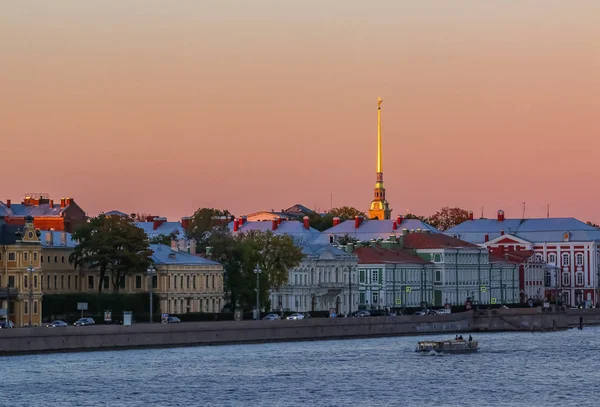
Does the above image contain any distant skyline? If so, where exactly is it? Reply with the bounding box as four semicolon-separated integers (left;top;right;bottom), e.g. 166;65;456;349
1;1;599;223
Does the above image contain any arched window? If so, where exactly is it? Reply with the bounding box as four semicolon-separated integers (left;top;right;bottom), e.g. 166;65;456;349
206;275;209;289
562;253;570;266
193;275;196;289
562;272;570;286
61;256;65;263
187;275;190;289
576;253;584;266
548;253;556;264
174;275;177;289
54;275;57;289
212;275;215;289
54;256;58;263
180;276;184;290
576;272;584;286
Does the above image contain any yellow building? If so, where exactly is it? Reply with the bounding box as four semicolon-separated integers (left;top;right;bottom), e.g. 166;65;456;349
38;233;225;314
0;217;43;327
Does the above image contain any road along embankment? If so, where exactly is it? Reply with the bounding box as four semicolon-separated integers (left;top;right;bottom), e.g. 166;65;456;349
0;308;579;356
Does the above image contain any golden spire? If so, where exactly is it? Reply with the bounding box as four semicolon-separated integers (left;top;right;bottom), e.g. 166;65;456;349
377;97;383;173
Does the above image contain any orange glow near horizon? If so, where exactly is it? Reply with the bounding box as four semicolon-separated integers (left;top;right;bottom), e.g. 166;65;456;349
1;1;599;223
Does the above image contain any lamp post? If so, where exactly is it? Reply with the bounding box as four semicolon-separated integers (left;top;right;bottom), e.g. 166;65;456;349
27;264;35;327
254;264;262;320
147;265;156;323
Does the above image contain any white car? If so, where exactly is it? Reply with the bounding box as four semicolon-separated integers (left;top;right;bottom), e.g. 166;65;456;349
262;313;280;320
286;313;304;320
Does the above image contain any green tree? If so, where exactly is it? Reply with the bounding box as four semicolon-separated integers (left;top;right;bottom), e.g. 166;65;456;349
427;207;470;231
329;206;367;220
187;207;232;245
149;233;176;246
70;215;153;293
404;213;429;222
307;212;334;232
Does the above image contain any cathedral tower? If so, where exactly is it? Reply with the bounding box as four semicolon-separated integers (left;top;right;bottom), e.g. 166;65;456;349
368;97;391;220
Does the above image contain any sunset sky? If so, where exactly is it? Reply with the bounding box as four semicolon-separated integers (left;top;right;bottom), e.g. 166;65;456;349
1;1;599;223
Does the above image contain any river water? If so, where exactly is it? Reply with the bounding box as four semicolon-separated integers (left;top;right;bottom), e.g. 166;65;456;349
1;327;598;407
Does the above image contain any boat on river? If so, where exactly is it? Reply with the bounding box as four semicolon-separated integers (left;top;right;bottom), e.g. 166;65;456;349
415;338;478;354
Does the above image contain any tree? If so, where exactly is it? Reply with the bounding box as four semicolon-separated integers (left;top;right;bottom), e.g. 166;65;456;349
329;206;367;220
131;213;153;222
149;233;177;246
187;207;232;245
307;212;334;232
586;221;599;229
404;213;429;222
427;207;470;231
70;215;153;293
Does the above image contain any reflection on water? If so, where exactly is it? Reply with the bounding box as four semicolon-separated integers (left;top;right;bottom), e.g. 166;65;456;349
2;327;599;407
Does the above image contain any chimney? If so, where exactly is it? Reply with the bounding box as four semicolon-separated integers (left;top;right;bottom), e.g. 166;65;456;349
303;216;310;230
65;198;71;206
171;239;178;251
45;231;52;246
396;215;403;225
6;199;10;208
392;220;397;230
49;199;53;209
153;217;166;230
333;217;341;227
345;243;354;254
181;216;191;230
500;229;504;236
468;211;473;221
272;219;278;231
354;216;363;229
60;231;67;246
497;210;505;222
239;217;246;226
233;218;240;232
60;198;66;208
402;228;409;236
277;217;282;225
189;240;196;255
484;233;489;243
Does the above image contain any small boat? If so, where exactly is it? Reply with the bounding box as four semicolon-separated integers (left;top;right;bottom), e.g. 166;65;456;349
415;337;478;354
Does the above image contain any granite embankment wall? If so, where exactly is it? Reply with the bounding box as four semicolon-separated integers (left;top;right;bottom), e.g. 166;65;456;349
0;308;587;356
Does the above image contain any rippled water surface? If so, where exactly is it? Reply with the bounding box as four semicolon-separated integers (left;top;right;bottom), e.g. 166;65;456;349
2;327;599;407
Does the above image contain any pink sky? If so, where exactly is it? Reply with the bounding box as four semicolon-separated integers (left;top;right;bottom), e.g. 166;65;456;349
1;1;599;223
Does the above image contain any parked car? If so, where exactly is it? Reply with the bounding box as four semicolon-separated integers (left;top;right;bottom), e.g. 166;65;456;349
286;313;304;320
74;318;95;326
262;313;280;320
163;316;181;324
353;310;371;317
414;310;429;316
0;320;14;329
46;320;68;328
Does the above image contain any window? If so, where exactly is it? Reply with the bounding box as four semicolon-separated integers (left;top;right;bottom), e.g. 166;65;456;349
535;253;543;262
103;276;109;289
193;275;196;289
205;275;209;288
372;271;378;284
75;275;78;289
24;300;29;315
88;276;94;290
562;253;570;266
54;256;58;263
47;256;50;263
545;271;552;287
372;292;379;304
24;252;28;261
180;276;184;290
187;275;190;289
576;253;584;266
436;270;441;282
9;276;15;288
61;275;64;289
47;275;51;289
576;272;584;286
8;252;15;261
120;276;126;289
41;256;44;263
67;275;71;289
24;275;28;288
359;270;365;283
33;301;38;314
294;274;298;285
433;254;442;263
562;272;570;286
34;275;38;288
54;275;57;289
33;252;38;261
61;256;65;263
174;275;177;289
212;275;215;289
152;275;157;289
136;275;142;289
548;254;556;264
359;292;365;304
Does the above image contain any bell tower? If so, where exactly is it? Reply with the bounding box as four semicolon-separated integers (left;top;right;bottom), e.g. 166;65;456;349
368;97;391;220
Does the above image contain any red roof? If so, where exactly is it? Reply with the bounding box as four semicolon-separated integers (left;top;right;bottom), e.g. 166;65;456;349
354;246;429;265
403;233;478;249
489;249;533;264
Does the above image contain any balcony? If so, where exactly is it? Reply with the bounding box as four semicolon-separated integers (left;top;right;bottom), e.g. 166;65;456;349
0;288;19;299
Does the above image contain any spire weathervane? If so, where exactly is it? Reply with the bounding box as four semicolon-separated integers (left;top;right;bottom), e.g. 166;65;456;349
369;96;391;220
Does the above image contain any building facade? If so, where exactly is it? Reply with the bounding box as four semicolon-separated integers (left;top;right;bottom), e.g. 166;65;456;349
270;244;358;314
0;195;86;233
447;211;600;307
0;218;43;326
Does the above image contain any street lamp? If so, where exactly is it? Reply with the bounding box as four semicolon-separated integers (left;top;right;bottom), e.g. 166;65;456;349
147;265;156;323
254;264;262;320
27;264;35;327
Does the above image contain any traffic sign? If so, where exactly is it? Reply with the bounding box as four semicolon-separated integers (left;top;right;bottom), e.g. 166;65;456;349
161;313;169;323
480;286;487;293
490;298;497;304
77;302;88;311
395;298;401;305
405;286;412;293
104;310;112;322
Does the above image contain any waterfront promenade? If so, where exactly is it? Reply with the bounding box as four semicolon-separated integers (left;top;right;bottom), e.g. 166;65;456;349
2;307;595;356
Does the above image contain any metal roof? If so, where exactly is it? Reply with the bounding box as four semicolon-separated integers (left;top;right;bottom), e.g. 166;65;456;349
135;221;186;239
446;218;600;243
228;220;321;246
301;244;356;259
105;210;130;218
150;244;221;266
313;219;440;244
0;202;67;217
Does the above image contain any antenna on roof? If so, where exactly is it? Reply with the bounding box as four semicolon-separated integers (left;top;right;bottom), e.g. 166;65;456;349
522;202;526;219
547;204;550;218
330;193;333;211
481;206;484;219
